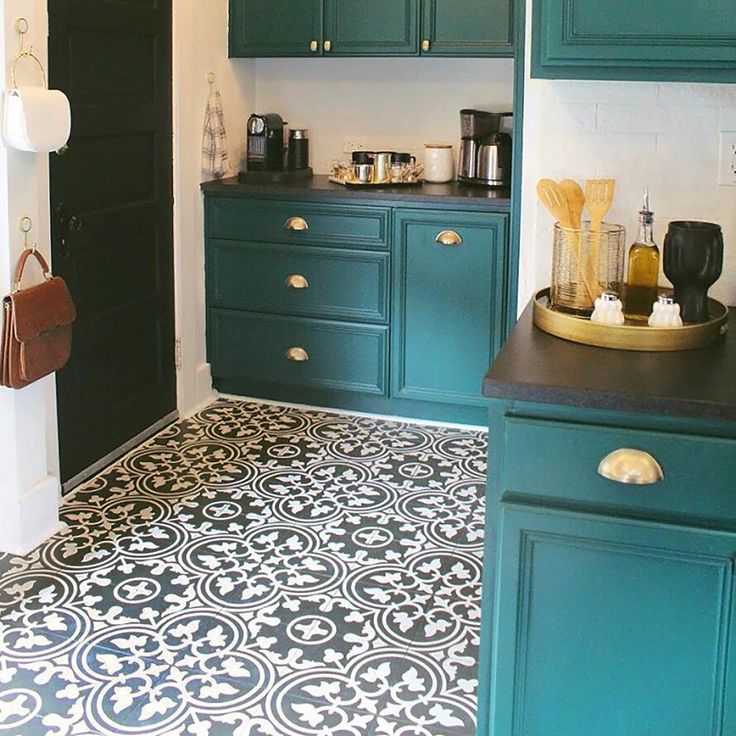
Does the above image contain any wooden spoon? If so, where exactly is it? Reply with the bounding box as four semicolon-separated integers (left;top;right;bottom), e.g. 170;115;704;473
537;178;595;303
559;179;585;229
585;179;616;300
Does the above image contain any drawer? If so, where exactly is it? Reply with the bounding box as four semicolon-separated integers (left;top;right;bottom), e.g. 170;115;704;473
208;241;389;323
206;197;391;250
503;417;736;523
209;310;388;395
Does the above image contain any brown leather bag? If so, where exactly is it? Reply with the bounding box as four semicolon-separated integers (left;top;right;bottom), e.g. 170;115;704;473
0;249;76;389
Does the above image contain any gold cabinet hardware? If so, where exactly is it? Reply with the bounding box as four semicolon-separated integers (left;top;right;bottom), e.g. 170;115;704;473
435;230;463;247
598;449;664;485
285;274;309;290
422;39;431;52
285;347;309;362
310;40;319;52
324;39;332;52
285;216;309;232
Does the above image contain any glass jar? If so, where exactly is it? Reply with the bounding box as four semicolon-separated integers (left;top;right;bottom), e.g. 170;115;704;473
551;222;626;315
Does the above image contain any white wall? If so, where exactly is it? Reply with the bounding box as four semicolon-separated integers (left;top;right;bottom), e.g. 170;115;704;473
0;0;63;554
519;3;736;310
254;58;515;174
173;0;254;415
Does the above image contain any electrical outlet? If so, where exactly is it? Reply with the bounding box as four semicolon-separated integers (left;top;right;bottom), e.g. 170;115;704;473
343;139;367;154
718;131;736;186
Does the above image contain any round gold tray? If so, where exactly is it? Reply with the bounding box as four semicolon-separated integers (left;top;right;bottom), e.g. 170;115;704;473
533;288;729;352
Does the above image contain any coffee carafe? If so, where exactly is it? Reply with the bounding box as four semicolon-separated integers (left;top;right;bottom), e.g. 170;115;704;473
459;110;513;188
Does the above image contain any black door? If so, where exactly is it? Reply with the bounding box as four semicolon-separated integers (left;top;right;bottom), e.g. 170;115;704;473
49;0;176;485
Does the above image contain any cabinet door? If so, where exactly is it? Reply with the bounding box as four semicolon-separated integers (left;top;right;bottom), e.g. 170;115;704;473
229;0;322;58
421;0;513;57
323;0;419;56
533;0;736;82
393;210;507;407
492;505;736;736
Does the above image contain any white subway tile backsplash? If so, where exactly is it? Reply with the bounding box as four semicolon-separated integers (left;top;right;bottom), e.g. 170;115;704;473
596;103;655;134
522;76;736;307
652;105;719;135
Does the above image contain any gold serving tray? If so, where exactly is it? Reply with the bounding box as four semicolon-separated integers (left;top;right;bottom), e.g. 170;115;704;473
328;176;423;188
533;288;729;352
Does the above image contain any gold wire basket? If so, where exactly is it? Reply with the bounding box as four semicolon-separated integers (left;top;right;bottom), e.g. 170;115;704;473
551;222;626;315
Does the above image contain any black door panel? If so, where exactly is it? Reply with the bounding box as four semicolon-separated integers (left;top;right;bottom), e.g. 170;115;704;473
50;0;176;484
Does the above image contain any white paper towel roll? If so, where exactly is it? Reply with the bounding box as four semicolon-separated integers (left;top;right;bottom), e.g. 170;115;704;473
3;87;72;153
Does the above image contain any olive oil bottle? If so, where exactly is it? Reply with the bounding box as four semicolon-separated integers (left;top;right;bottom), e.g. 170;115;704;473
625;190;660;321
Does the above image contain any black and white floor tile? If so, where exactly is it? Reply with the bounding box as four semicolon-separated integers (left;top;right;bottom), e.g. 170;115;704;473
0;399;487;736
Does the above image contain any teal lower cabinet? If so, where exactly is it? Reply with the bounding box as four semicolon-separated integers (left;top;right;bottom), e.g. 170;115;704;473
393;210;507;409
204;189;509;424
480;401;736;736
533;0;736;82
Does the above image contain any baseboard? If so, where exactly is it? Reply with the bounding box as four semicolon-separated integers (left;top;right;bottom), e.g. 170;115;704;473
0;474;65;556
180;363;217;419
217;392;488;433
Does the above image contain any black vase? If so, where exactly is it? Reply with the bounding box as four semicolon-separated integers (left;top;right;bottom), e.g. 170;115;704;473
663;221;723;324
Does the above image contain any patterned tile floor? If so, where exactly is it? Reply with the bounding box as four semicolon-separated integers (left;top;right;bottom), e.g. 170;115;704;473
0;399;487;736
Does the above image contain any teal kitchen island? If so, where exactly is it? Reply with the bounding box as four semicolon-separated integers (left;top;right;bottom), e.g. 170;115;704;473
479;303;736;736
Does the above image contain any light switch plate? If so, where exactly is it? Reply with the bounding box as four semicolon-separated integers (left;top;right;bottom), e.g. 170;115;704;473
718;131;736;186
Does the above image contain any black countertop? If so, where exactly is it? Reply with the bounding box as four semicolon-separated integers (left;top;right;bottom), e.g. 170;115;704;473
201;175;511;211
484;302;736;423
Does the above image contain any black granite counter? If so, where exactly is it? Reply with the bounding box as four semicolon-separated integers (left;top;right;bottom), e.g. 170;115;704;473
484;302;736;423
201;175;511;211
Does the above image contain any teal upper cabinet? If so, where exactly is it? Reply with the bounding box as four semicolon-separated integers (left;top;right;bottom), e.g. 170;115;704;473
393;210;507;407
229;0;323;57
421;0;513;57
323;0;419;56
229;0;512;57
533;0;736;82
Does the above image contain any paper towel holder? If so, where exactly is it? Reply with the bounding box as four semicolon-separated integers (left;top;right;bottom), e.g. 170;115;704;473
11;17;47;89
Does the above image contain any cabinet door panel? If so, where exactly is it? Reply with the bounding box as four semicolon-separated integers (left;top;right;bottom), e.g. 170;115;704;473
534;0;736;81
422;0;513;57
493;505;736;736
229;0;322;58
323;0;418;56
393;210;507;406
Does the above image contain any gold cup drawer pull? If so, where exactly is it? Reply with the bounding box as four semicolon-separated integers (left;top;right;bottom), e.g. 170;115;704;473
285;216;309;232
422;39;431;52
286;347;309;363
436;230;463;247
598;449;664;486
285;274;309;290
324;40;332;52
310;40;319;52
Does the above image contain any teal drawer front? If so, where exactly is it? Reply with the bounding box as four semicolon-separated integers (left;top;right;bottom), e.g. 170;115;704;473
209;310;388;395
503;417;736;523
208;240;389;323
207;198;390;250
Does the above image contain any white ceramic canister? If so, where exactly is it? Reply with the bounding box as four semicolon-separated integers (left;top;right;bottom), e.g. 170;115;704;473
424;143;454;183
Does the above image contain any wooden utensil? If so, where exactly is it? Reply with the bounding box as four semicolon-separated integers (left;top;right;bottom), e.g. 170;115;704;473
585;179;616;300
559;179;585;229
536;178;573;229
558;178;593;304
537;178;595;303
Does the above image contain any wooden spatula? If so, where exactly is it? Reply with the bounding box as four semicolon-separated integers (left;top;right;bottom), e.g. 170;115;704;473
585;179;616;300
536;178;574;229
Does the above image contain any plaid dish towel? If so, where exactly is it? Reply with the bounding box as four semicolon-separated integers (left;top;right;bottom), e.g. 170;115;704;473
201;90;230;181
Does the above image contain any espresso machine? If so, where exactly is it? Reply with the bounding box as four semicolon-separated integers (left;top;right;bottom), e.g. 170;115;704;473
241;113;313;183
458;109;513;188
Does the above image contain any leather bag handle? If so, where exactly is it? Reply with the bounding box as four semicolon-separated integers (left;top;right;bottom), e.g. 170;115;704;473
12;249;52;294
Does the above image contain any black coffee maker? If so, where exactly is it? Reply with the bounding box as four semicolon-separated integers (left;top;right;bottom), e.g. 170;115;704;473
246;113;285;172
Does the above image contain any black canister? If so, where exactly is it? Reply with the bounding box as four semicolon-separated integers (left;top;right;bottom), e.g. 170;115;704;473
288;129;310;170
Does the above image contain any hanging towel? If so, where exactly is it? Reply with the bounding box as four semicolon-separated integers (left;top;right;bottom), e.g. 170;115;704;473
201;90;230;181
